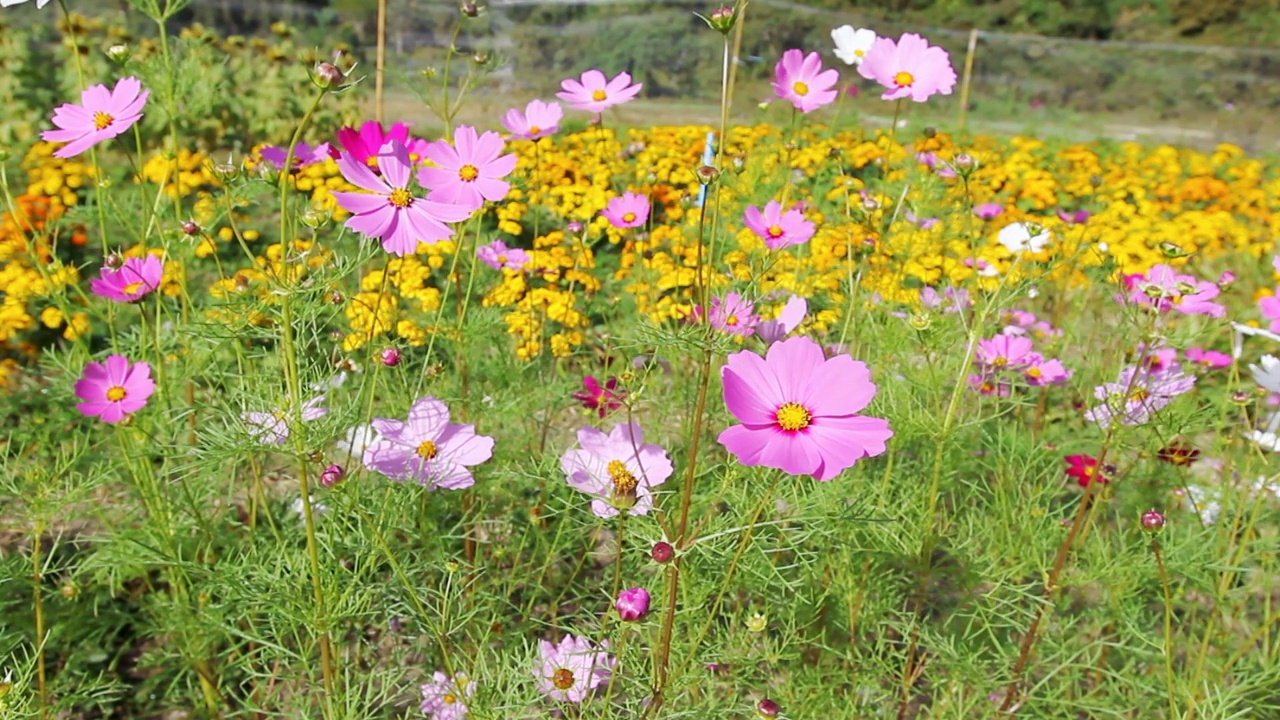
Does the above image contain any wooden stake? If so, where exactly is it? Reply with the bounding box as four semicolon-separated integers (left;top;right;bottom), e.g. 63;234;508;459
957;28;979;130
375;0;388;123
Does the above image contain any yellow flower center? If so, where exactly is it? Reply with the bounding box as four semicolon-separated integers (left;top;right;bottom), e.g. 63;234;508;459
443;693;457;705
388;188;412;208
767;225;784;238
528;125;541;135
553;667;575;690
1129;388;1149;402
991;356;1008;368
622;212;636;223
497;254;508;264
122;281;144;296
106;386;127;402
793;81;809;96
608;459;638;497
591;89;607;102
93;111;114;130
365;155;380;168
726;315;739;326
894;71;915;87
855;49;865;57
417;440;439;460
775;402;811;432
1027;366;1042;378
459;164;479;182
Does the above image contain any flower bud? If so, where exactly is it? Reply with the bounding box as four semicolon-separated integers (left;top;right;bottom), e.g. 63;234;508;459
566;221;584;234
60;581;78;599
103;252;124;270
329;290;345;305
472;52;490;66
105;44;130;64
757;698;780;718
615;586;651;621
953;152;975;169
651;541;674;563
380;346;401;367
314;62;345;88
695;164;720;185
212;154;239;182
1141;509;1165;533
923;126;937;139
460;0;479;17
707;5;736;34
746;612;767;632
181;220;200;236
1217;270;1236;287
319;464;345;488
1231;390;1250;405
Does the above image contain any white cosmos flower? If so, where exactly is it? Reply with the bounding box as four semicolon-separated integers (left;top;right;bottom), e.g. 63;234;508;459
1;0;53;7
997;222;1052;254
1249;355;1280;394
832;25;877;66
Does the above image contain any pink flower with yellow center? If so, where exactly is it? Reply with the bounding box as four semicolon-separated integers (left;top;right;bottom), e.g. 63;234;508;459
41;76;149;159
74;355;156;424
417;125;517;212
601;192;649;229
89;255;163;303
556;70;642;114
771;49;839;113
502;99;563;140
857;32;956;102
743;200;815;250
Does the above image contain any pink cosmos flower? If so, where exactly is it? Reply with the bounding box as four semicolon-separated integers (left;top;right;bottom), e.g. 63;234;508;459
601;192;649;229
708;292;760;337
1056;208;1090;225
417;125;517;211
857;33;956;102
335;120;411;168
41;76;149;159
973;202;1003;220
1084;364;1196;428
718;336;893;481
90;255;163;303
974;333;1036;371
535;634;615;704
1186;348;1231;369
502;99;563;140
615;587;650;621
332;140;472;256
242;396;328;445
1125;264;1225;318
259;142;334;170
1064;454;1107;488
362;396;495;490
476;239;530;271
74;355;156;423
556;70;642;113
969;373;1011;397
1259;294;1280;333
572;376;625;417
743;200;815;250
560;420;673;518
771;49;839;113
420;671;474;720
757;295;807;345
919;286;970;313
1024;354;1070;386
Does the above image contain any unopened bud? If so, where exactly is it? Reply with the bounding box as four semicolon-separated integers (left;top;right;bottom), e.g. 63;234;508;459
301;206;330;229
103;252;123;270
1231;390;1250;405
319;464;345;488
707;5;736;33
314;62;345;88
460;0;479;17
757;698;780;718
953;152;975;169
60;581;78;599
181;220;199;236
923;126;937;138
105;44;130;64
566;221;584;234
651;541;674;563
695;164;719;185
615;586;651;621
746;613;767;632
1140;509;1165;533
472;52;489;66
380;346;401;367
212;154;239;181
329;290;345;305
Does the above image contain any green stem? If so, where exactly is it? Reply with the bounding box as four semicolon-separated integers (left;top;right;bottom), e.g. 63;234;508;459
32;518;47;720
1153;539;1179;719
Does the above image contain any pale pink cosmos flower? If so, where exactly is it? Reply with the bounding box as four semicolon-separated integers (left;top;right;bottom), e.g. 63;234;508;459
974;333;1036;372
560;420;673;518
335;120;412;168
757;295;807;345
420;671;474;720
74;355;156;423
1259;294;1280;333
332;140;472;256
417;125;517;212
743;200;815;250
1024;354;1071;386
1125;264;1225;318
1084;364;1196;428
857;33;956;102
772;49;839;113
90;255;163;303
708;292;760;337
258;142;334;170
535;634;615;704
1186;348;1232;369
476;239;530;271
973;202;1003;220
362;396;495;490
601;192;649;229
502;99;563;140
718;336;893;481
242;396;328;445
41;76;149;159
556;70;642;113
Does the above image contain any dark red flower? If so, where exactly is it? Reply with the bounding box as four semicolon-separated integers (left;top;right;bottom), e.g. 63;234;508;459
1064;454;1108;488
1157;440;1200;467
571;375;624;417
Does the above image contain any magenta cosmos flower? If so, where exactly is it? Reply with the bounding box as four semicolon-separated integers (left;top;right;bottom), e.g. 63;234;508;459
332;140;472;257
362;396;495;490
417;125;517;211
336;120;412;167
572;375;624;417
502;99;563;140
718;336;892;480
476;239;530;271
756;295;807;345
242;395;328;445
258;142;333;170
535;634;615;704
90;254;163;303
744;201;815;250
560;420;673;518
556;69;642;113
74;355;156;423
772;49;839;113
708;292;760;337
41;76;149;159
420;671;474;720
1125;263;1225;318
857;33;956;102
601;192;649;229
